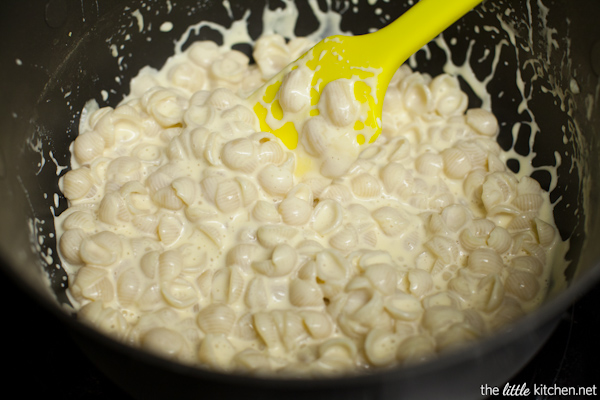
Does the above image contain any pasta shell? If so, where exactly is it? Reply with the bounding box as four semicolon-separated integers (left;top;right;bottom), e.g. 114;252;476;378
459;229;485;252
429;73;460;97
187;41;219;68
213;180;242;213
79;231;122;266
73;131;105;164
198;334;236;370
425;236;458;264
441;148;472;179
350;290;385;328
517;176;542;195
512;194;543;212
158;250;183;283
384;292;423;321
301;117;328;157
456;141;488;168
299;311;333;339
223;104;257;127
435;322;478;351
196;222;225;250
253;312;281;348
415;152;443;176
226;243;262;269
421;291;459;309
387;137;411;162
481;172;518;211
435;89;468;117
289;278;323;307
466;108;498;136
511;255;543;276
350;173;381;198
257;158;295;198
319;183;353;204
197;304;236;335
140;250;159;279
329;224;359;252
396;335;436;365
472;218;496;236
106;156;142;185
92;112;118;150
221;138;258;173
62;210;96;231
71;266;114;302
422;306;464;334
278;310;308;352
403;80;433;115
98;192;130;225
522;241;547;264
315;249;350;283
146;170;172;196
236;176;258;206
257;225;298;248
162;277;198;308
133;214;159;235
210;51;249;85
142;327;185;359
297;260;317;281
169;60;208;92
534;218;556;247
486;226;512;254
245;277;269;310
278;197;312;226
364;264;397;295
252;200;282;223
137;283;165;311
234;312;259;341
116;268;141;306
211;266;245;304
279;67;310;113
59;228;87;265
474;273;504;313
78;302;128;339
505;271;540;301
372;206;408;237
318;337;357;359
152;186;184;210
171;177;197;206
364;329;402;367
157;215;186;246
252;243;297;277
258;139;286;165
185;205;218;223
62;167;94;200
407;269;433;298
490;297;525;330
507;214;534;233
321;80;357;128
467;248;504;275
196;270;213;298
233;349;272;372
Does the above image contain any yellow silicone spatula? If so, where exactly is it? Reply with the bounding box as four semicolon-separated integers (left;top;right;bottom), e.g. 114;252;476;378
250;0;483;150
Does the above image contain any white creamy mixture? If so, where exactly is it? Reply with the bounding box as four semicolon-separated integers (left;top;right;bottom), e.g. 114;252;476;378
54;6;562;376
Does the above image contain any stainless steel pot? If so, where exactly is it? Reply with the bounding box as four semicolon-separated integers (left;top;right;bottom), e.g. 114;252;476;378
1;0;599;399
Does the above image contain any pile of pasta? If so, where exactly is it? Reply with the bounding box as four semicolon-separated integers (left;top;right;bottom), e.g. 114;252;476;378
56;34;558;375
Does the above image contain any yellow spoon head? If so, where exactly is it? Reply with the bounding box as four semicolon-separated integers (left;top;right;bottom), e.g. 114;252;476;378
251;33;389;152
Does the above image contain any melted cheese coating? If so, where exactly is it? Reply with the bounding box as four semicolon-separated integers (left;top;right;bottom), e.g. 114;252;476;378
55;34;560;375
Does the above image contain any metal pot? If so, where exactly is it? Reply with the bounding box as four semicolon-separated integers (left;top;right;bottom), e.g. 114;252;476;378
1;0;599;398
